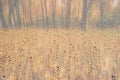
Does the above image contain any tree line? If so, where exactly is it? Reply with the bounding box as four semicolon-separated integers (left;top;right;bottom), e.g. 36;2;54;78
0;0;120;30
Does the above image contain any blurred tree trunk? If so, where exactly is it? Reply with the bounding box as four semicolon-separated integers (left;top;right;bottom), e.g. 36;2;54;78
36;1;39;26
8;0;15;26
52;0;56;27
81;0;88;30
81;0;94;30
0;0;7;28
61;0;65;27
77;0;80;26
14;0;21;26
21;0;26;26
44;0;48;27
8;0;21;27
99;0;104;26
66;0;71;27
28;0;32;26
40;0;45;27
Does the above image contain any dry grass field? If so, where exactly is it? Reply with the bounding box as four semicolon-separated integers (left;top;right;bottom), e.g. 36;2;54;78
0;27;120;80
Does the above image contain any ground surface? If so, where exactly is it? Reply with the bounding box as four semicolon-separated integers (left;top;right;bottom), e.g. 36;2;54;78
0;28;120;80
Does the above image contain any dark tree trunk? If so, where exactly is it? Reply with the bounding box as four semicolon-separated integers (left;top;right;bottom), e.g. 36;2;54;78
81;0;88;30
66;0;71;27
0;0;7;28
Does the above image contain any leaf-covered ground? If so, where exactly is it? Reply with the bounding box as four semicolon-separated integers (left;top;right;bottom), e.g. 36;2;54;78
0;28;120;80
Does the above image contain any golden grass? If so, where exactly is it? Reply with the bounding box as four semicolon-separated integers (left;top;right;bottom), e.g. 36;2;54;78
0;27;120;80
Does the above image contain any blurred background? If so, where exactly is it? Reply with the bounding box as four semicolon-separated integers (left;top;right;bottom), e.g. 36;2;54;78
0;0;120;29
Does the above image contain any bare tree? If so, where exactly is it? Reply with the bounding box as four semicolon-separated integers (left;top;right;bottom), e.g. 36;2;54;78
14;0;21;26
40;0;45;27
8;0;21;27
66;0;71;27
44;0;48;27
77;0;80;26
0;0;7;28
21;0;26;26
60;0;65;27
28;0;32;26
81;0;94;30
98;0;104;26
8;0;15;26
36;0;40;26
52;0;56;27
